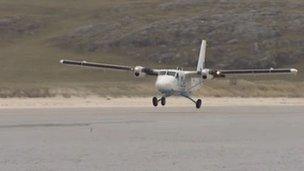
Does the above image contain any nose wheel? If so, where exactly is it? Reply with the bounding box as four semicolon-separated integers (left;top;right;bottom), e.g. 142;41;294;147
152;96;166;107
152;97;158;107
161;97;166;106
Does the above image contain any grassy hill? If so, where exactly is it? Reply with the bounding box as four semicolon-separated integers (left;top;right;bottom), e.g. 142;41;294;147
0;0;303;97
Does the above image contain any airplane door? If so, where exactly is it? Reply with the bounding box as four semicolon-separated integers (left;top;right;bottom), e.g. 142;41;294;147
179;72;186;88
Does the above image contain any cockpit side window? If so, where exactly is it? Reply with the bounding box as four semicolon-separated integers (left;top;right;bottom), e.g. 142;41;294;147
167;71;176;77
159;71;166;75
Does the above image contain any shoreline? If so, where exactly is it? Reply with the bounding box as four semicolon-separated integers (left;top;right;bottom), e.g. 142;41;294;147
0;97;303;108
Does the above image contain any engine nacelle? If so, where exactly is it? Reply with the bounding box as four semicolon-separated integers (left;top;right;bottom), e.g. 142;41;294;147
208;69;225;78
133;66;146;78
201;69;214;79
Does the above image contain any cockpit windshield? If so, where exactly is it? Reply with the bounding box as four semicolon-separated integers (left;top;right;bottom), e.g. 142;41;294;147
159;70;177;77
159;71;166;75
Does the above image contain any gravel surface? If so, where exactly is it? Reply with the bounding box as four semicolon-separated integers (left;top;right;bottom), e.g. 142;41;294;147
0;106;303;170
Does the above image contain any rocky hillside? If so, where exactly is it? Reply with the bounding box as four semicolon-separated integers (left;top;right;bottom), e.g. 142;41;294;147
50;0;304;69
0;0;303;97
0;16;45;40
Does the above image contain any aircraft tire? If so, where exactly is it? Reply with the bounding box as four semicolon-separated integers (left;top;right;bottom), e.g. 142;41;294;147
161;97;166;106
196;99;202;109
152;97;158;107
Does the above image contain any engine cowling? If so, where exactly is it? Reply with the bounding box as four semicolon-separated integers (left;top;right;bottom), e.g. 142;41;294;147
201;69;214;79
133;66;146;78
209;69;225;78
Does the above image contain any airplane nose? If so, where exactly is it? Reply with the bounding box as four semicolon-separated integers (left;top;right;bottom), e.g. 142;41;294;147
155;76;175;91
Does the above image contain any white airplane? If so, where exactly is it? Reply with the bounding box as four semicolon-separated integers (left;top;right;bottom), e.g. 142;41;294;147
60;40;298;108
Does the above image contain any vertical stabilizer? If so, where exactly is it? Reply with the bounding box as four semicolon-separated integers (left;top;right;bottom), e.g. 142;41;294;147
196;40;206;72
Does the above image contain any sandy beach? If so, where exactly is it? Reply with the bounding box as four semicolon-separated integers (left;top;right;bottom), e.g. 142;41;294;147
0;97;303;108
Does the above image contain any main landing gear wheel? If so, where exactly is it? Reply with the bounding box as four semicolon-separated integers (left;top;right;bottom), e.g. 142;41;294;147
161;97;166;106
196;99;202;109
152;97;158;107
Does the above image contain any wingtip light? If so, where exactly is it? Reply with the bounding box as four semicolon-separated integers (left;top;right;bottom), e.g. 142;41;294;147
290;68;298;74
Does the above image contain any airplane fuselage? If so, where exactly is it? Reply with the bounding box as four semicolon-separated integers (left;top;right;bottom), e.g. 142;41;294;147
155;69;204;96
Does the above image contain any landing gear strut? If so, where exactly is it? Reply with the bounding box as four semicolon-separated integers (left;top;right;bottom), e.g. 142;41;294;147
152;95;202;108
182;95;202;109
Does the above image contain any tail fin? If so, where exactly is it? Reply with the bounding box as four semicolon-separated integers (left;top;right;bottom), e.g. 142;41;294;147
196;40;206;72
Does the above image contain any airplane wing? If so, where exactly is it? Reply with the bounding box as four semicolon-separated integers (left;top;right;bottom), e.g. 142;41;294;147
210;68;298;78
60;59;133;71
60;59;158;76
